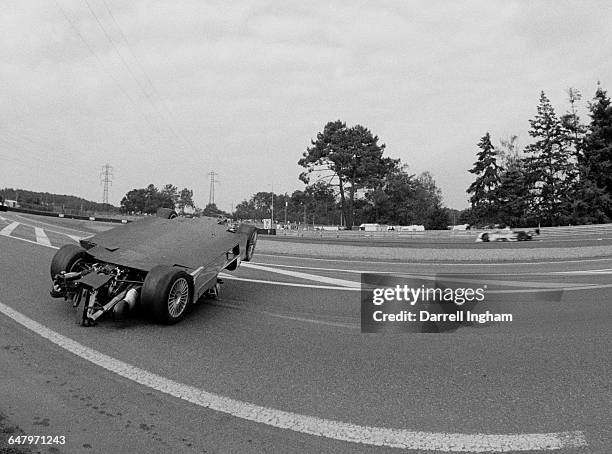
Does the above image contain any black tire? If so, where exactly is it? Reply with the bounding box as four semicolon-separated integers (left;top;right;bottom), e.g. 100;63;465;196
156;208;178;219
141;266;193;324
516;231;528;241
481;233;489;242
244;229;258;262
50;244;91;278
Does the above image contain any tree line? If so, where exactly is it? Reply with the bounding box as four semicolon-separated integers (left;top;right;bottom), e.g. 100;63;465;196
234;120;451;229
120;184;195;215
0;187;119;214
466;85;612;227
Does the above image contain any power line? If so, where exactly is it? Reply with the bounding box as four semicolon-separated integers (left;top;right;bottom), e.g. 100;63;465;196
100;163;114;204
99;0;200;155
53;0;164;150
82;0;198;154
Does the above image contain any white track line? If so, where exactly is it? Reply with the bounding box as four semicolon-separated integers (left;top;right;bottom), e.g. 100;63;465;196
240;263;604;292
0;229;58;249
0;221;20;236
15;213;92;235
255;261;612;277
241;262;360;288
222;274;612;294
0;301;587;452
219;274;360;291
34;227;52;247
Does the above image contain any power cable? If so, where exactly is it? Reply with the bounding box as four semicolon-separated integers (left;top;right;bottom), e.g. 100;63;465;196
82;0;197;153
53;0;165;147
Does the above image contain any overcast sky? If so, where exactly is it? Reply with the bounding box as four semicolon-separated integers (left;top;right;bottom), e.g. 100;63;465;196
1;0;611;211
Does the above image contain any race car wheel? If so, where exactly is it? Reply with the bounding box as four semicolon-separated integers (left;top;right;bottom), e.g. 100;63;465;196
156;208;178;219
244;229;258;262
50;244;91;278
517;231;529;241
141;266;193;324
480;233;490;242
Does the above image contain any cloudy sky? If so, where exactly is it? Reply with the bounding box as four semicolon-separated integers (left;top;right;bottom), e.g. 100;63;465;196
1;0;611;210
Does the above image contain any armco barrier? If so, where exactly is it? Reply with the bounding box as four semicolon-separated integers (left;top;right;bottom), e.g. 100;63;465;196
257;228;277;235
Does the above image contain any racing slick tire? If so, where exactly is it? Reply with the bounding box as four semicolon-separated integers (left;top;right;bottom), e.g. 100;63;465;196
480;232;490;242
156;208;178;219
50;244;91;278
516;231;529;241
244;228;258;262
141;266;193;324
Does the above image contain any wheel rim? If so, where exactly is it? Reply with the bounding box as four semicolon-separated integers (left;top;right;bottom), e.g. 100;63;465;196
168;277;190;318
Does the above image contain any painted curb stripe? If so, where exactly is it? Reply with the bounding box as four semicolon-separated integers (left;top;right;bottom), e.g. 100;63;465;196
0;301;587;452
0;221;20;236
0;230;59;249
35;227;52;247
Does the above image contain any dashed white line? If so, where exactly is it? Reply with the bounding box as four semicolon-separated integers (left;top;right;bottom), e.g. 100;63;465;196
34;227;52;247
0;300;588;452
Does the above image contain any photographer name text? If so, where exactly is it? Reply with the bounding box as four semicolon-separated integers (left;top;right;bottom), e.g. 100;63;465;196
372;310;512;324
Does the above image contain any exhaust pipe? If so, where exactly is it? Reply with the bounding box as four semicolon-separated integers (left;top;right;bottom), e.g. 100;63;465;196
113;288;140;319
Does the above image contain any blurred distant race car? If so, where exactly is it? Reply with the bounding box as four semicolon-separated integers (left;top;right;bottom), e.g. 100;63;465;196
476;229;536;242
49;208;258;326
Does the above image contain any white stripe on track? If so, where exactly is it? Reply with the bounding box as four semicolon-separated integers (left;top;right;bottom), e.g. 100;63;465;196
219;274;361;291
241;262;360;288
0;221;20;236
35;227;52;247
15;213;92;236
0;231;58;249
254;261;612;280
0;301;588;452
222;274;612;294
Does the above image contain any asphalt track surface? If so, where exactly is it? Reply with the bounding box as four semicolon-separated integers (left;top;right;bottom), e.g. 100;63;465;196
0;212;610;453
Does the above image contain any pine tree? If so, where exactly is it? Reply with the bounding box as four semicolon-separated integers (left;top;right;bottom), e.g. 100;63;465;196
496;158;534;226
467;132;501;224
524;91;576;226
579;84;612;219
561;87;587;158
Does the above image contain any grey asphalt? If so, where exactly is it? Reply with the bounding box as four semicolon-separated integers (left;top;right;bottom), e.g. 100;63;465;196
0;213;610;453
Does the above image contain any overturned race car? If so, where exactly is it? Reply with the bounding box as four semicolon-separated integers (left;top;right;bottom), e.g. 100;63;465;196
49;208;258;326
